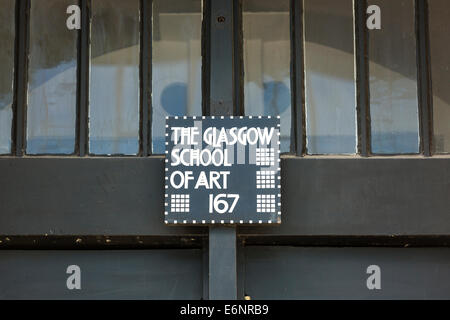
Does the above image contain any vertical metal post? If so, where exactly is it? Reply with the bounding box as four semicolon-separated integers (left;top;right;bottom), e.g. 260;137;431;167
209;227;237;299
140;0;152;156
416;0;432;156
291;0;305;156
13;0;30;156
355;0;370;156
209;0;235;117
208;0;237;300
77;0;90;156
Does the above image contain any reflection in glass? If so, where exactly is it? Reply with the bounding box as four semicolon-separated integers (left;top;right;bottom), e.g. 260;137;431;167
27;0;78;154
243;0;291;153
90;0;140;155
429;0;450;153
369;0;419;154
152;0;202;154
304;0;356;154
0;0;15;154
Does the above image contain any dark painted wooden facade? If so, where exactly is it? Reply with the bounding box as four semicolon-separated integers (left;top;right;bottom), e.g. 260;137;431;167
0;0;449;299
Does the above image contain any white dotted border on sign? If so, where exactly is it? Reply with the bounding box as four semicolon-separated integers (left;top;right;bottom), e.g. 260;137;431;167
164;116;280;120
164;116;281;225
164;219;278;225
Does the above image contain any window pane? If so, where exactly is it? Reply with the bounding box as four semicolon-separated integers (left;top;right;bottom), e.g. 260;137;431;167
369;0;419;154
27;0;77;154
0;0;15;154
304;0;357;154
90;0;140;155
152;0;202;154
429;0;450;153
243;0;291;153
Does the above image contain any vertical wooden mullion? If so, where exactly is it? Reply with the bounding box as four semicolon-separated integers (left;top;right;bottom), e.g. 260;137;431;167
202;0;211;116
233;0;243;116
355;0;370;156
140;0;152;156
416;0;433;156
77;0;90;156
208;0;237;300
202;237;209;299
13;0;30;156
236;237;246;300
291;0;305;156
209;0;234;117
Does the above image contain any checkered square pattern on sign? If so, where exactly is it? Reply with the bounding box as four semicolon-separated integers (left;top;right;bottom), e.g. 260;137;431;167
256;194;276;213
255;148;275;166
170;194;190;213
256;170;275;189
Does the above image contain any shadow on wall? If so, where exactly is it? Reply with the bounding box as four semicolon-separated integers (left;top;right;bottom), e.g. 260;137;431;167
160;80;290;117
161;82;187;115
263;81;290;116
152;82;188;153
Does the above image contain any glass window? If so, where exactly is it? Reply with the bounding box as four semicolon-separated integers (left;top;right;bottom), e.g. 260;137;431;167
90;0;140;155
27;0;78;154
0;0;15;154
243;0;291;153
429;0;450;153
304;0;357;154
152;0;202;154
368;0;419;154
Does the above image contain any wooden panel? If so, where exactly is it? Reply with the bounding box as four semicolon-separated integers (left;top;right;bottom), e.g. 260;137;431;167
245;246;450;299
0;249;202;299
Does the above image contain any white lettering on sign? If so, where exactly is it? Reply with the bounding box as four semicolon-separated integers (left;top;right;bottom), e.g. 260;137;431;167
195;171;230;189
202;127;274;147
209;194;240;214
171;149;232;167
169;170;230;189
171;127;200;145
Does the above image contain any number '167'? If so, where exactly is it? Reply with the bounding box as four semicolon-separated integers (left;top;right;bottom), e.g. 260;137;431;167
209;194;239;214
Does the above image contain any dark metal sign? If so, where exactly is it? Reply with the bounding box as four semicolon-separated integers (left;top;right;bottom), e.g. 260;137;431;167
164;116;281;225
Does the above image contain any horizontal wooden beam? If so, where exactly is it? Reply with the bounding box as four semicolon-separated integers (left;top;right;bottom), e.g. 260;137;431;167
0;157;449;237
240;157;450;236
0;157;204;236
